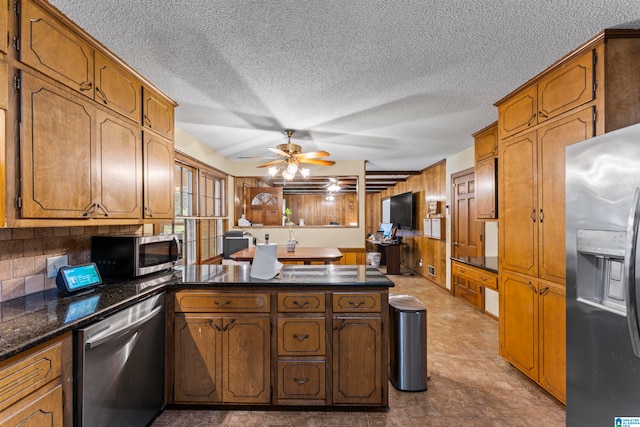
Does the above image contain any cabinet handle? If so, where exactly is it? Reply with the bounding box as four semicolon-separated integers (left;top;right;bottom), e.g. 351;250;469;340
530;210;536;222
348;300;365;308
538;110;549;118
292;300;309;308
453;241;458;246
96;203;108;217
215;300;231;307
333;319;346;331
540;287;550;296
95;87;108;104
293;377;310;385
145;206;153;217
143;115;152;126
82;202;97;216
527;281;537;294
293;334;309;342
223;319;236;331
79;81;93;91
527;112;537;125
539;209;544;223
208;319;221;331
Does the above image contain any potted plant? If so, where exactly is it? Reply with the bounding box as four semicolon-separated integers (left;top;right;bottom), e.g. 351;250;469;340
283;207;297;252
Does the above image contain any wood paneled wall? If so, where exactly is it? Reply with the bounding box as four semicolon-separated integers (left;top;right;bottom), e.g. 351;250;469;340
366;161;447;287
285;193;357;226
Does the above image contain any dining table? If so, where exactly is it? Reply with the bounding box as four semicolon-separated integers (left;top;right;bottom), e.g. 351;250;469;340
230;246;343;265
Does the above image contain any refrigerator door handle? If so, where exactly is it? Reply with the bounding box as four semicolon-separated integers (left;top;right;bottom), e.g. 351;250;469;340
624;187;640;357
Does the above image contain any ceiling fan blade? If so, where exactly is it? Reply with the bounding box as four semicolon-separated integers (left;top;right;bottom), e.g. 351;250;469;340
299;158;336;166
268;147;292;157
257;159;285;168
294;150;331;160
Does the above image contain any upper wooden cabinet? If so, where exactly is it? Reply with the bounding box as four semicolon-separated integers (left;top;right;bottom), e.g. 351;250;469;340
143;87;174;139
20;0;95;97
497;51;595;139
95;51;141;123
143;132;175;219
473;122;498;220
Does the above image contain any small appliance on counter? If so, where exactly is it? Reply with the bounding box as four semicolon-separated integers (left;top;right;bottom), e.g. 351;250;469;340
223;230;254;258
91;234;182;280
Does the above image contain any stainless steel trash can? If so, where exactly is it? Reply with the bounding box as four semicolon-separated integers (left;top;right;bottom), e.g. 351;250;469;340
389;294;427;391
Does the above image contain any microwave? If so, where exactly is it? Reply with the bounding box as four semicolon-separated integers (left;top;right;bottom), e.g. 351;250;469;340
91;234;182;279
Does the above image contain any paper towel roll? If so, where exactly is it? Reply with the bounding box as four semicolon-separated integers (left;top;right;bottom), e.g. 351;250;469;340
250;243;283;279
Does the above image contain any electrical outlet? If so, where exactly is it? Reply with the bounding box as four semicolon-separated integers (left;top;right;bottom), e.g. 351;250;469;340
46;255;69;278
418;259;423;267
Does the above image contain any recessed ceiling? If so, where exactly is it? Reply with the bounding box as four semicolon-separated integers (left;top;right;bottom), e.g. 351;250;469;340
49;1;640;175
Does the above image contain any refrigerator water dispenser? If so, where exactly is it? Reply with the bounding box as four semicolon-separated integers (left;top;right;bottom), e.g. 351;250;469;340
576;229;627;316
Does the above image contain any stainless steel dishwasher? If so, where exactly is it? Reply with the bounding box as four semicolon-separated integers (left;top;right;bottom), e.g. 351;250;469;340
75;292;165;427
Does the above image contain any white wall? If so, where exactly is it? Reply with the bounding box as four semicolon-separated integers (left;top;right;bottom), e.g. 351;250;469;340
174;127;367;247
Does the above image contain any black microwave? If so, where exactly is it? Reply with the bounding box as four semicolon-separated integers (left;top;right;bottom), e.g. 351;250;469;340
91;234;182;279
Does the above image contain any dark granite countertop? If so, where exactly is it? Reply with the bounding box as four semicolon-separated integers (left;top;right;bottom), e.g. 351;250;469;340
450;256;499;274
0;265;392;361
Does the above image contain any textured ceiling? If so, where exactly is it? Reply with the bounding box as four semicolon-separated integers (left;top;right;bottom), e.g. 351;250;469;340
49;0;640;172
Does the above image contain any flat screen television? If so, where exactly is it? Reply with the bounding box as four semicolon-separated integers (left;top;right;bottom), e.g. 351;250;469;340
390;192;414;230
379;222;393;237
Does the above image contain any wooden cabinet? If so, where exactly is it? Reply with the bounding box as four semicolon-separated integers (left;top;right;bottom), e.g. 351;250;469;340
498;51;595;139
0;0;6;54
474;122;498;220
143;132;174;219
0;334;71;427
94;51;141;122
451;260;497;312
332;292;385;405
20;72;142;219
499;271;565;402
143;87;174;139
173;292;271;404
499;107;594;283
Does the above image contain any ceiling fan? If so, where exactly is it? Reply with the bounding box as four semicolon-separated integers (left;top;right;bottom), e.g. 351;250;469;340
257;130;335;176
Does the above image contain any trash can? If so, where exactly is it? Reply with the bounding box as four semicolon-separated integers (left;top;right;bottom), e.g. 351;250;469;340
389;294;427;391
367;252;382;267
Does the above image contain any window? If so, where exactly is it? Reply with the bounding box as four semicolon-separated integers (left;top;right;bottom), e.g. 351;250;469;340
160;152;228;264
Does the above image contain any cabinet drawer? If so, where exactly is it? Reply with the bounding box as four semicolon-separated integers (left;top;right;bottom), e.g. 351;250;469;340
0;340;62;413
332;292;381;313
277;318;325;356
452;262;498;291
277;360;326;400
0;383;63;427
278;293;325;312
175;291;270;312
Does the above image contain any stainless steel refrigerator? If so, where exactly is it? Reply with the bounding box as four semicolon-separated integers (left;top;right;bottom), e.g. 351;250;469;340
566;123;640;426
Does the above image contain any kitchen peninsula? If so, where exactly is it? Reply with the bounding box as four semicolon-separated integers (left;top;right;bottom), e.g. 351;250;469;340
0;265;393;426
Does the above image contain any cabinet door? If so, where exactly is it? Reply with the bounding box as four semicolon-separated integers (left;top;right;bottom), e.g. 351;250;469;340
475;157;497;219
174;314;222;402
95;51;141;122
142;87;174;139
332;316;382;404
223;316;270;403
0;384;63;427
538;282;566;403
0;0;6;54
143;132;175;218
498;85;537;138
499;271;538;381
20;72;97;218
537;51;595;124
474;123;498;162
537;107;594;284
21;0;94;97
96;110;142;218
499;131;538;275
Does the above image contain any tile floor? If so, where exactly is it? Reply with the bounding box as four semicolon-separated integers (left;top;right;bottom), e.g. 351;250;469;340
152;268;566;426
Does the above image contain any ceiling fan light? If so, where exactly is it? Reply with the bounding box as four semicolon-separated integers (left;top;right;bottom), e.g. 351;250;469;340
300;168;310;177
328;184;341;192
268;166;279;176
282;170;295;180
286;162;299;174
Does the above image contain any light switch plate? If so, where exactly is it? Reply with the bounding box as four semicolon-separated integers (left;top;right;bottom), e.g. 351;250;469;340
46;255;69;278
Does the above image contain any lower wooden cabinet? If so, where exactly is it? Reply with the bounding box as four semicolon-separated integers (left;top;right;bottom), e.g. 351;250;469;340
499;270;566;403
170;289;388;408
452;260;498;312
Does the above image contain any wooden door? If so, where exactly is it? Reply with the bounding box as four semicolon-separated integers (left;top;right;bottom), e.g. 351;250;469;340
332;316;382;404
537;107;595;284
222;316;270;403
96;110;142;218
142;87;174;139
143;132;175;218
499;271;538;381
538;281;566;403
247;187;283;226
499;131;538;276
21;0;94;97
94;51;141;122
536;50;595;124
451;168;483;257
20;72;97;218
173;314;222;402
497;85;537;138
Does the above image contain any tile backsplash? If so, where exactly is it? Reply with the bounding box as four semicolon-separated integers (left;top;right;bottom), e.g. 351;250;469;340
0;225;144;302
